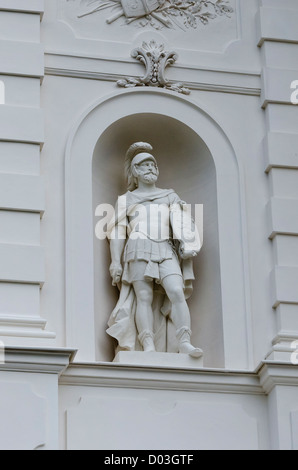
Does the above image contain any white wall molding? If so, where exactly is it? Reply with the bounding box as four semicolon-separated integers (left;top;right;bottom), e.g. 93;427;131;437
0;143;40;175
271;266;298;308
60;360;298;396
0;40;44;78
44;51;261;97
0;10;41;43
0;107;44;145
60;362;264;395
264;132;298;172
257;6;298;47
0;314;56;339
0;346;75;375
268;197;298;239
0;0;44;16
0;174;45;213
0;244;45;285
45;67;261;96
45;66;261;97
259;361;298;395
261;67;298;108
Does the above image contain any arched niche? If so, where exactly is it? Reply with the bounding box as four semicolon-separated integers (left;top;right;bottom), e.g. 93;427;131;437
93;114;223;367
65;88;252;369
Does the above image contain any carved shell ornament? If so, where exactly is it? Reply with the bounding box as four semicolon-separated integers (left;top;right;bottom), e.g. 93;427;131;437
68;0;234;31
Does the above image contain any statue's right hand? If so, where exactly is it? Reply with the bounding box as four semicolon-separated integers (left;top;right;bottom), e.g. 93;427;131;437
109;263;123;286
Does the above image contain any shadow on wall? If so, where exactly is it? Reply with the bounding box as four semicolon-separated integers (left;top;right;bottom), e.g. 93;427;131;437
92;113;224;368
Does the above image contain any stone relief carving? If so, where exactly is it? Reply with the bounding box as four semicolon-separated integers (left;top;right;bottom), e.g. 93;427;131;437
106;142;203;358
67;0;234;31
117;41;190;95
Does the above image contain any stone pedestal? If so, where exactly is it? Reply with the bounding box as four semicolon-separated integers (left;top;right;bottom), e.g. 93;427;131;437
113;351;204;369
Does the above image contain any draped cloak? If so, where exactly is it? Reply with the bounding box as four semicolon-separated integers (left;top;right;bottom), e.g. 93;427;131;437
106;189;202;353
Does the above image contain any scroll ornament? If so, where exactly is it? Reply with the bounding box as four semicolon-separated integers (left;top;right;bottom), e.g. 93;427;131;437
117;41;191;95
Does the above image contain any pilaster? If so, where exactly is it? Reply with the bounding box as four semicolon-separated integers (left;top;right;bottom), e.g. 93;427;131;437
0;0;54;344
259;362;298;450
0;346;75;450
258;0;298;362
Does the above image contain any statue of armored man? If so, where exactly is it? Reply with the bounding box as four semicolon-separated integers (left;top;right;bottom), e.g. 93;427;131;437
106;142;203;358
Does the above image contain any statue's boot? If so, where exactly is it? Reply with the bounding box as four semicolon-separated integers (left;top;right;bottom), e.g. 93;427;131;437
176;327;203;358
138;330;156;352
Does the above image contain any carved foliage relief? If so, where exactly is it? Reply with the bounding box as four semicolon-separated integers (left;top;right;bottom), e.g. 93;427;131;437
65;0;234;31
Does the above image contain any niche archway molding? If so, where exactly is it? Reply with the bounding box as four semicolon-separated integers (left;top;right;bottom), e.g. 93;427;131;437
65;87;253;369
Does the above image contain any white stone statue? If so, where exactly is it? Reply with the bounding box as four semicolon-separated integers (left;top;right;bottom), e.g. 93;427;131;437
106;142;203;358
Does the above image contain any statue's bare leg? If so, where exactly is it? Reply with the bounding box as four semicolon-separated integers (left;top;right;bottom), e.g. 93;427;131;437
133;280;155;352
162;274;203;358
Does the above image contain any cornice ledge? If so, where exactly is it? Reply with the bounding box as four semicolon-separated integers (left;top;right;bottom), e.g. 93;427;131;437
0;346;77;376
60;362;264;395
44;67;261;97
258;360;298;395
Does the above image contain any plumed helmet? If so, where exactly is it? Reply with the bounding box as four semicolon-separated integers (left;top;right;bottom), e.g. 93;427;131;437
125;142;157;190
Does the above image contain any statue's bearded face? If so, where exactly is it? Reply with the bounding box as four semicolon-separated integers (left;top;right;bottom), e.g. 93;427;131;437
134;159;159;184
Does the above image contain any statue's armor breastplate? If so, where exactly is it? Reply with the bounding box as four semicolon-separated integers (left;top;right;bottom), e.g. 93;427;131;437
127;202;171;241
